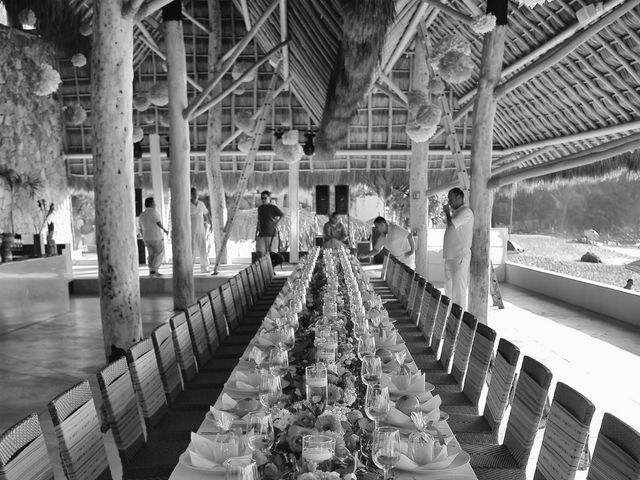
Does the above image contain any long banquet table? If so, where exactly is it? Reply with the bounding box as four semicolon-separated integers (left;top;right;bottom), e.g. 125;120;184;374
169;249;477;480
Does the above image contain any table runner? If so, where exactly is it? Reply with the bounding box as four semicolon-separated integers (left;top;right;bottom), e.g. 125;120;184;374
169;249;477;480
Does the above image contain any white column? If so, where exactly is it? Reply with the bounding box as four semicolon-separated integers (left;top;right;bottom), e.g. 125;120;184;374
149;133;168;260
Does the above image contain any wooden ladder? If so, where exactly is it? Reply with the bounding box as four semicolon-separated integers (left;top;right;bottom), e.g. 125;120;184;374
490;261;505;309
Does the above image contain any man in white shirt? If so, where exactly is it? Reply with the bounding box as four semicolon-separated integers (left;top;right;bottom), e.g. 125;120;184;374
360;216;415;268
191;188;212;273
443;187;474;309
139;197;168;276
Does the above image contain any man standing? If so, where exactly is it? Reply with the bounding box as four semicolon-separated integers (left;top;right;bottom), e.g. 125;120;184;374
191;187;212;273
255;190;284;258
323;212;348;249
443;187;474;309
360;216;415;268
139;197;168;276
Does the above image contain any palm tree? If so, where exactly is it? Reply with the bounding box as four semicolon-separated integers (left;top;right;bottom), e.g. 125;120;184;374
0;166;42;234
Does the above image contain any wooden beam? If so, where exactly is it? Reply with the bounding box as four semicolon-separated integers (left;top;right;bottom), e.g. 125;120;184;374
374;82;407;107
488;133;640;189
221;0;279;63
221;129;243;149
421;0;473;24
134;0;174;21
185;39;289;121
239;0;252;31
383;2;431;75
182;8;210;34
491;146;554;176
122;0;145;19
280;0;289;89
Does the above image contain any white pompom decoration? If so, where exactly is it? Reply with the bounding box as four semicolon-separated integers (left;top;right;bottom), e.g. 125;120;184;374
18;9;37;28
471;14;496;34
281;130;299;146
406;90;429;116
140;112;155;125
428;78;445;96
64;103;87;125
416;103;442;128
159;112;170;127
235;111;255;133
34;63;61;96
234;87;246;95
517;0;550;7
133;127;144;143
71;53;87;68
133;94;151;111
79;22;92;37
231;62;256;82
439;51;474;84
431;34;471;69
406;123;437;143
147;82;169;106
237;135;253;154
273;139;303;163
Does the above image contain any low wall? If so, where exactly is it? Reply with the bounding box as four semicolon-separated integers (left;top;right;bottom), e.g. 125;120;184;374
505;262;640;328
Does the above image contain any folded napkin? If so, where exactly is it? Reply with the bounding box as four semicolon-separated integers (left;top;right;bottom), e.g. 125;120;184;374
232;371;261;392
209;405;238;424
374;329;399;348
217;393;238;411
253;333;279;348
383;371;426;394
396;443;457;471
188;433;245;469
385;395;440;427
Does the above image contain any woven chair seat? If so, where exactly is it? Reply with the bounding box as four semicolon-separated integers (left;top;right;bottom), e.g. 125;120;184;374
464;443;520;469
432;380;462;392
448;414;493;437
438;391;476;414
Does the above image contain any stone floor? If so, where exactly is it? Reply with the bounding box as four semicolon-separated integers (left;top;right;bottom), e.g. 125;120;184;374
0;259;639;479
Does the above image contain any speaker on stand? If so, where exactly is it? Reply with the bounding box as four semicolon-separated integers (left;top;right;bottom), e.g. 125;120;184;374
334;185;352;250
315;185;330;247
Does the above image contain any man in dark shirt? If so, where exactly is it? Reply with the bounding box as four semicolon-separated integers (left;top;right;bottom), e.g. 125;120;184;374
255;190;284;258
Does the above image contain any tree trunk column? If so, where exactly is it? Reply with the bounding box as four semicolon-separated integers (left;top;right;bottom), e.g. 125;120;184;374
92;0;142;360
410;32;429;277
165;1;194;309
469;25;506;325
205;0;228;265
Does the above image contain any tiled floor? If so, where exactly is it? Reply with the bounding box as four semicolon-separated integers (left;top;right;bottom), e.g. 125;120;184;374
0;261;639;479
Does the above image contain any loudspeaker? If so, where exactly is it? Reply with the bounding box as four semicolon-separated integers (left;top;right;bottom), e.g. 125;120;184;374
335;185;349;214
135;188;143;217
315;185;330;214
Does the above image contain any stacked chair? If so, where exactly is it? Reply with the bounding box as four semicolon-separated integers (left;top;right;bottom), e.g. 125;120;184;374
0;413;53;480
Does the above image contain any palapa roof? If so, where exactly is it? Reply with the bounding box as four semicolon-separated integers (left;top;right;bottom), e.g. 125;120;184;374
7;0;640;191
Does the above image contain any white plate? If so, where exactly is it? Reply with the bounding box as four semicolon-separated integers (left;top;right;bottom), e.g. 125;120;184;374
395;449;470;472
178;451;225;475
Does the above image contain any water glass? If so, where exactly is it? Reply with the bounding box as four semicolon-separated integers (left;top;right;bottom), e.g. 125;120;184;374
277;325;296;351
361;354;383;386
258;372;282;410
268;346;289;377
316;341;336;366
365;384;390;429
305;364;328;412
372;427;400;480
246;411;274;453
357;334;376;359
225;457;258;480
302;434;335;471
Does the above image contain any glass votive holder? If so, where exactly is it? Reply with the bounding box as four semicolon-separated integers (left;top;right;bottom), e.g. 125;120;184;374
316;342;336;366
305;364;328;410
302;434;335;470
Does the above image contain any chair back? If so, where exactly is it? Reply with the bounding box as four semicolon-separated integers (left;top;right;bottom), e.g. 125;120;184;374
0;413;53;480
127;339;169;429
534;382;595;480
186;303;211;366
169;312;198;383
408;274;423;322
262;253;275;280
430;293;449;351
439;302;463;372
252;261;266;297
399;265;413;306
221;282;240;330
461;322;496;412
48;380;111;480
210;288;229;340
197;294;220;352
418;286;438;342
450;311;478;385
390;257;402;297
234;273;252;314
96;358;145;464
380;251;391;282
587;413;640;480
483;338;521;438
151;323;183;405
241;268;259;305
503;356;553;467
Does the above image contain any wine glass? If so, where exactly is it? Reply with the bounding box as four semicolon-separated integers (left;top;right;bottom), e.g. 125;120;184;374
371;427;401;480
225;457;258;480
268;346;289;377
246;411;274;453
357;334;376;360
365;384;390;430
361;354;382;386
277;325;296;352
258;371;282;410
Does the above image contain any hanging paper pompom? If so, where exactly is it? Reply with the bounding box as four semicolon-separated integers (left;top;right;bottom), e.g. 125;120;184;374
159;112;170;127
79;22;92;37
237;134;253;154
517;0;550;8
235;111;255;133
282;130;299;146
147;82;169;106
428;78;445;96
274;139;304;163
64;103;87;125
71;53;87;68
34;63;61;96
140;112;155;125
416;103;442;128
133;94;151;111
231;62;256;82
132;127;144;143
280;119;291;128
406;90;428;116
439;51;474;84
234;87;246;95
405;123;437;143
471;14;496;34
431;34;471;69
18;9;37;28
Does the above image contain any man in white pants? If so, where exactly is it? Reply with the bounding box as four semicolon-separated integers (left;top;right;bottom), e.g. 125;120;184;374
191;188;211;272
443;187;474;309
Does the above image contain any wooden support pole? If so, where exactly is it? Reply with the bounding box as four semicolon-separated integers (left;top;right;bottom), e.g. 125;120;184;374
165;1;194;309
491;146;553;176
149;133;167;258
221;0;279;64
488;133;640;188
289;160;299;263
280;0;289;89
135;0;174;21
92;0;142;360
469;22;507;325
410;31;430;278
421;0;473;24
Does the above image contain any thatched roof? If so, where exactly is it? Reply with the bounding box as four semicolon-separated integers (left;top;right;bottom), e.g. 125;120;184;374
7;0;640;189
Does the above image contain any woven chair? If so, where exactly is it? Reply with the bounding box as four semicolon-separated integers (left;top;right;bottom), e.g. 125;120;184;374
221;283;241;331
411;301;460;371
240;268;258;307
587;412;640;480
447;338;520;444
197;294;220;354
417;284;440;344
169;312;199;383
461;356;553;480
396;277;427;345
407;275;425;324
439;322;497;414
426;311;477;390
533;382;595;480
398;264;413;307
151;323;183;406
0;413;53;480
96;358;146;464
48;380;111;480
185;303;211;367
